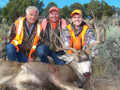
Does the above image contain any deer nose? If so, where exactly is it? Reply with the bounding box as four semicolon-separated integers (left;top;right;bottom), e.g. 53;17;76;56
83;72;91;77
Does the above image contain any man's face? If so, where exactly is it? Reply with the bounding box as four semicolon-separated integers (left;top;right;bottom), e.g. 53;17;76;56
26;9;38;24
49;10;59;23
72;14;83;26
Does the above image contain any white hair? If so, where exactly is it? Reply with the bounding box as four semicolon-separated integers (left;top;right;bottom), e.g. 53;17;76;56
26;6;39;16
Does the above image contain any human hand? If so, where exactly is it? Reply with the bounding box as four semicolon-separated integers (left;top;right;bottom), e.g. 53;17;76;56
27;57;34;63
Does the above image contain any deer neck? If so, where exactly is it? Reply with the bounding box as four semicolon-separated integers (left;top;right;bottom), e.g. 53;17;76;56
68;61;88;85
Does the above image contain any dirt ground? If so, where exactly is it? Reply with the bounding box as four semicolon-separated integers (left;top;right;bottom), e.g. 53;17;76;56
83;70;120;90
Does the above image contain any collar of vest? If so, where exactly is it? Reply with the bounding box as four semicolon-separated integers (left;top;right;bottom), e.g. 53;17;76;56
49;19;59;24
72;22;85;30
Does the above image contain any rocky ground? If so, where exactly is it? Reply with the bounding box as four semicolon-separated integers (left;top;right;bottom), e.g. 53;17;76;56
84;70;120;90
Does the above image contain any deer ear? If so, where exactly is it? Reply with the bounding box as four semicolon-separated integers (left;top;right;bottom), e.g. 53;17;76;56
58;54;75;63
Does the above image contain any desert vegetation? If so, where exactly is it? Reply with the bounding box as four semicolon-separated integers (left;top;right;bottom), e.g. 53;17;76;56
0;0;120;89
83;13;120;90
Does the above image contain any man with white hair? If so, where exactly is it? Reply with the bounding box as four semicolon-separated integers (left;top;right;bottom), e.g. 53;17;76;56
5;6;42;63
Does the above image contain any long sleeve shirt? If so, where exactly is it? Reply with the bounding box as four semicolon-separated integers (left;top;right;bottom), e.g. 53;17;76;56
62;22;98;57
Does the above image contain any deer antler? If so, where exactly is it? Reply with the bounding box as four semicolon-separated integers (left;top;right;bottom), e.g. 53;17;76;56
85;10;106;53
50;30;79;55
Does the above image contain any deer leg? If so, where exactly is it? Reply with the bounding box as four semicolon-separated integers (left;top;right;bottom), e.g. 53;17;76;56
49;76;84;90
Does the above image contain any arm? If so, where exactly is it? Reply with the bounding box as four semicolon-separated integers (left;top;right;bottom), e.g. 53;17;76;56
85;29;98;57
62;27;71;47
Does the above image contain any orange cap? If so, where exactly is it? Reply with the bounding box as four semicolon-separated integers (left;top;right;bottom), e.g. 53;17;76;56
71;9;82;16
49;6;59;13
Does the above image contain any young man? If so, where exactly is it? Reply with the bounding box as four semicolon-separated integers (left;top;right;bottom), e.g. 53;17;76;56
62;9;98;58
37;6;67;65
5;6;42;63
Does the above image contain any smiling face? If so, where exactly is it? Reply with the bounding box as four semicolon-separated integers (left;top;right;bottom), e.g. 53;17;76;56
72;14;83;27
49;10;59;23
26;9;38;25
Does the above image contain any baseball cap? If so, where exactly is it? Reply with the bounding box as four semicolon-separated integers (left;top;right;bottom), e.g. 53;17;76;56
49;6;59;13
71;9;82;16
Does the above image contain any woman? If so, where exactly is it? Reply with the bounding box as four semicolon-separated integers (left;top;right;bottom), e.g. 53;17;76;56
62;9;98;58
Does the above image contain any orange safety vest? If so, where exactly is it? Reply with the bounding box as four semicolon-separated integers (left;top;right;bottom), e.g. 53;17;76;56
67;24;88;54
41;18;67;35
11;17;42;58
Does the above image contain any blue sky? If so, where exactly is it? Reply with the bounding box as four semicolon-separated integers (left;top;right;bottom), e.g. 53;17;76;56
0;0;120;8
